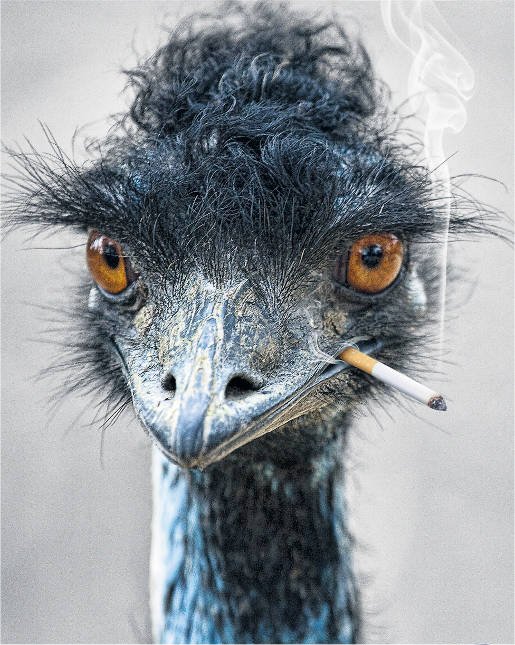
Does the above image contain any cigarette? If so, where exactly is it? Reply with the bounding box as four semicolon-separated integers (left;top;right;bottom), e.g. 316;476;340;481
339;346;447;411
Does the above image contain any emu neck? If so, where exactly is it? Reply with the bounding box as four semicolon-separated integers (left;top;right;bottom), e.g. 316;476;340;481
150;445;357;644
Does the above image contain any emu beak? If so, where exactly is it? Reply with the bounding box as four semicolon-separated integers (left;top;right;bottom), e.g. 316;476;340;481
116;292;379;469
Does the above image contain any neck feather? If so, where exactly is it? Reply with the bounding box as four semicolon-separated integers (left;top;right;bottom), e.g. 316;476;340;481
150;443;358;644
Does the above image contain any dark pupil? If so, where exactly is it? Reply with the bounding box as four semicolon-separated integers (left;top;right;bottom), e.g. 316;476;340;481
103;243;120;269
360;244;383;269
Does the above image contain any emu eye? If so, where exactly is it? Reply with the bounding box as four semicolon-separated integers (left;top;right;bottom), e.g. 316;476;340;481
86;230;135;294
335;233;404;294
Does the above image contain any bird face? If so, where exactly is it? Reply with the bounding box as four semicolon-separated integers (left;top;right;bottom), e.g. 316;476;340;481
6;8;472;471
82;141;435;469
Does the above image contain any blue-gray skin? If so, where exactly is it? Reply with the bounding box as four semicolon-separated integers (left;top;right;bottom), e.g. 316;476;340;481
7;4;487;643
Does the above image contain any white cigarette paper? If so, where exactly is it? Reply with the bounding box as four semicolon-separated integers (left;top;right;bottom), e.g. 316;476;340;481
339;347;447;411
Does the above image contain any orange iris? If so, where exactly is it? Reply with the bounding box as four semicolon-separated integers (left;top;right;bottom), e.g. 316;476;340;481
86;230;131;294
344;233;404;294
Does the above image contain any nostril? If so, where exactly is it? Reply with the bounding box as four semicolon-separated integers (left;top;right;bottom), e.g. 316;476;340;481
225;375;260;400
161;372;177;394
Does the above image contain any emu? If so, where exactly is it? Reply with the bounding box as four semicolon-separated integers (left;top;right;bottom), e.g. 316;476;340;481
7;3;500;643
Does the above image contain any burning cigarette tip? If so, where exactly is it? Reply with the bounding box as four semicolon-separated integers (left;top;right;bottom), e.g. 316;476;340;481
428;395;447;412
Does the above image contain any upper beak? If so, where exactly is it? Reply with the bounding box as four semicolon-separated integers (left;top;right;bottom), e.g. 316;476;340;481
116;291;379;469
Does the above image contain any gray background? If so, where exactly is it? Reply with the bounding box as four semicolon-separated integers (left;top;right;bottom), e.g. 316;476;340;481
1;1;513;643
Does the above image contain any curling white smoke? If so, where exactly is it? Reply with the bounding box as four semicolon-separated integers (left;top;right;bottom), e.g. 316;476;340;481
381;0;475;338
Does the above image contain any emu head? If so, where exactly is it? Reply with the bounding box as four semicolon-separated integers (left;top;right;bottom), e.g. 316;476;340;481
7;6;487;470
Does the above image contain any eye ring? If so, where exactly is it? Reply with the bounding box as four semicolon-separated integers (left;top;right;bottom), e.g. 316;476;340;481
334;233;406;296
86;230;137;296
95;279;140;306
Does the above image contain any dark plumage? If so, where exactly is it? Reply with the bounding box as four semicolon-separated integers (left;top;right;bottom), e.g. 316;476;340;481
5;2;501;643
